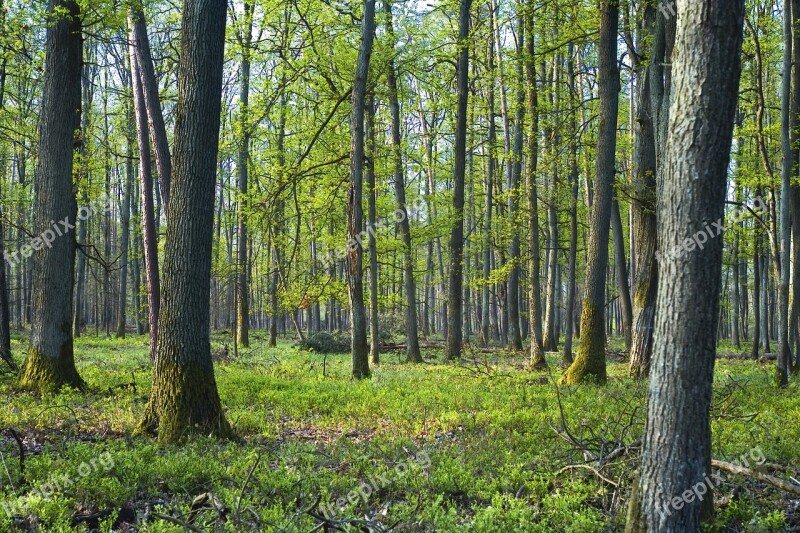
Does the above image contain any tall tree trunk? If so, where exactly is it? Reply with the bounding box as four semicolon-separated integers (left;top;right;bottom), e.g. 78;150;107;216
563;41;579;367
611;197;633;351
366;94;380;364
20;0;84;391
626;1;744;529
446;0;472;360
564;0;620;385
139;0;233;442
505;2;525;351
385;0;421;363
130;50;160;363
752;228;762;359
347;0;376;378
129;7;171;212
235;0;253;349
777;0;793;387
482;37;496;348
117;108;134;338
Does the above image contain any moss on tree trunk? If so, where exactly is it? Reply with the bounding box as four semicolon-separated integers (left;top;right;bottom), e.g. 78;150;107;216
20;343;84;392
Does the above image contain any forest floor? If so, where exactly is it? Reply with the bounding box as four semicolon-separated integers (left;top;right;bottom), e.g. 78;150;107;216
0;333;798;532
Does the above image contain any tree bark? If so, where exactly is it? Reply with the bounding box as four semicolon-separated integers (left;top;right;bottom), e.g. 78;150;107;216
385;0;421;363
235;0;253;349
129;49;160;363
366;94;380;364
139;0;233;442
446;0;472;360
564;0;620;385
347;0;376;378
129;7;171;212
526;7;545;368
626;1;744;530
20;0;84;391
611;196;633;351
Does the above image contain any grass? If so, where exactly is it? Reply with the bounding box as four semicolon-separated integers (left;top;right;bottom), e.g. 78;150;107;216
0;332;798;531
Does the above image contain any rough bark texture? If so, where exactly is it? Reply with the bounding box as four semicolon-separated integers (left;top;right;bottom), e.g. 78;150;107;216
626;1;745;530
347;0;375;379
563;0;620;385
446;0;471;360
385;0;421;363
139;0;233;443
20;0;84;392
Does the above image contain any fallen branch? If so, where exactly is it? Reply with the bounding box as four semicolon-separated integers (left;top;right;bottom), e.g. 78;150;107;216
150;511;206;532
712;459;800;496
555;464;619;487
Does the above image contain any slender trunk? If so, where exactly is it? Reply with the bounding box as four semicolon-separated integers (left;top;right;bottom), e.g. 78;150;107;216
562;41;579;367
129;7;171;212
446;0;472;360
117;108;134;338
366;94;380;364
564;0;620;385
236;0;253;349
348;0;376;378
611;197;633;351
129;48;160;363
385;0;421;362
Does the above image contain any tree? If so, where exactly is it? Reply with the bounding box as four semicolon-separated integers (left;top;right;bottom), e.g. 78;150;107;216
129;45;160;362
139;0;233;442
563;0;620;385
235;0;254;349
446;0;472;360
348;0;376;379
385;0;422;363
19;0;84;391
626;0;745;529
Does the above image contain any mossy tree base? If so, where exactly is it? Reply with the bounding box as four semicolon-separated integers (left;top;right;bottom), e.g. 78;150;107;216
138;361;235;443
562;303;607;385
19;346;85;393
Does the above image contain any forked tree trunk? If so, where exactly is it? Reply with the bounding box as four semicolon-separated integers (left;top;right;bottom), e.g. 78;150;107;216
563;0;620;385
347;0;376;379
20;0;84;391
626;1;744;530
129;7;171;212
385;0;421;363
446;0;472;360
139;0;233;443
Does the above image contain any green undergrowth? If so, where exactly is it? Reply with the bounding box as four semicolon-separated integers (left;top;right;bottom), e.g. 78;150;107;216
0;332;797;531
